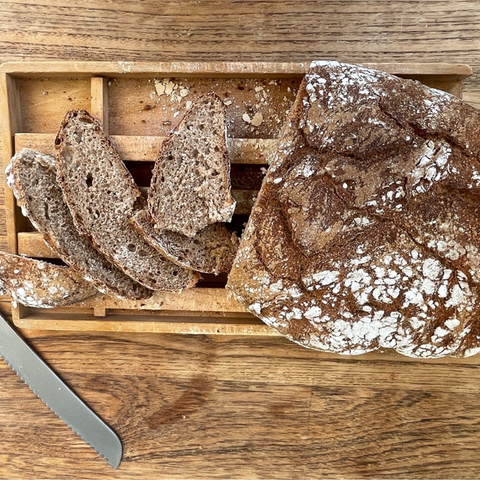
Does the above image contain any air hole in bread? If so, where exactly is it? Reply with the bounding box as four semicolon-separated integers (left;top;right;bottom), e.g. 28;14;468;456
79;116;94;124
74;131;83;143
86;172;93;188
192;149;199;158
127;243;136;252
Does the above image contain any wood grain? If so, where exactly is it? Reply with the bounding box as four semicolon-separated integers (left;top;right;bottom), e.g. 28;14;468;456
3;331;480;479
90;76;109;134
0;1;479;104
0;73;21;254
1;1;480;478
0;60;472;77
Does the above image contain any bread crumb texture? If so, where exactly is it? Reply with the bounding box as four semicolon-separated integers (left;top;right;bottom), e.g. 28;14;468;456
227;61;480;358
132;209;239;275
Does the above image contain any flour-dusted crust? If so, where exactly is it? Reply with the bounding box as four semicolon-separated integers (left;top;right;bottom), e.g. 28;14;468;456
55;110;200;291
227;61;480;359
132;209;239;275
0;252;97;307
7;148;152;300
148;93;236;237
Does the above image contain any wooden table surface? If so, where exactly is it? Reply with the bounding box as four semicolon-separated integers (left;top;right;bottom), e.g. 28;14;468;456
1;1;480;478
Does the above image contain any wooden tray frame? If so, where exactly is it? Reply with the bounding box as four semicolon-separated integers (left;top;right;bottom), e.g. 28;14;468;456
0;61;472;333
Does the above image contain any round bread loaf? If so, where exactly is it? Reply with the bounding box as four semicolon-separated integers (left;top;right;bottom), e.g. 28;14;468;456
227;61;480;359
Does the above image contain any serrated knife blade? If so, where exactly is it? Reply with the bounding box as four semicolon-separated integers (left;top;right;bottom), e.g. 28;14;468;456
0;313;122;469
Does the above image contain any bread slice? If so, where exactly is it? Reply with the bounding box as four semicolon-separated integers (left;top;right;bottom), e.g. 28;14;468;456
0;252;97;307
227;61;480;359
131;209;239;275
148;93;236;237
6;148;152;300
55;110;199;291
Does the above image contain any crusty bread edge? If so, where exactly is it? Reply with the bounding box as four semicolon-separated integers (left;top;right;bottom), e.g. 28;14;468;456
131;211;237;275
129;212;195;270
0;251;98;308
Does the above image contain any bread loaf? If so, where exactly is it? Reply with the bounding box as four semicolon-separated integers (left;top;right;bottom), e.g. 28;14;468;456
55;110;199;291
0;252;97;307
227;61;480;359
148;93;236;237
132;209;239;275
6;148;152;300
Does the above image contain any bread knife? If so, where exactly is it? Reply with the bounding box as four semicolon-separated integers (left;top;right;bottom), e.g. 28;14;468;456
0;313;122;468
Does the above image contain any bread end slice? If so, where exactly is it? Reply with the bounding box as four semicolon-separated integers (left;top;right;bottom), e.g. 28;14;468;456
0;252;97;307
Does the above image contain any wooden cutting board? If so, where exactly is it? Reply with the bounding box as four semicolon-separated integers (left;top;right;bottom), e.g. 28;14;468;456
0;61;472;334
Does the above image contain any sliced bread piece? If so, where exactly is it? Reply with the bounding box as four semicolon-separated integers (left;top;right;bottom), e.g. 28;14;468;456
55;110;199;291
0;252;97;307
131;209;239;275
148;93;236;237
6;148;152;300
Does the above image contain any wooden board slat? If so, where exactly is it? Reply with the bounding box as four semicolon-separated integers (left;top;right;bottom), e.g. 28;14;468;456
90;76;109;134
17;232;56;258
15;133;278;164
79;288;248;313
14;312;275;335
0;61;473;77
6;286;248;315
0;73;21;254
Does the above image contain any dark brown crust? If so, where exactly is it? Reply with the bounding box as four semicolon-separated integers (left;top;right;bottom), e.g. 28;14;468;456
227;61;480;359
0;252;97;307
148;93;236;237
55;110;200;291
7;149;152;300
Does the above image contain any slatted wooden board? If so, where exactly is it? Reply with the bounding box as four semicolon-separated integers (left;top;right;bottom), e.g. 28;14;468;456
0;61;472;333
